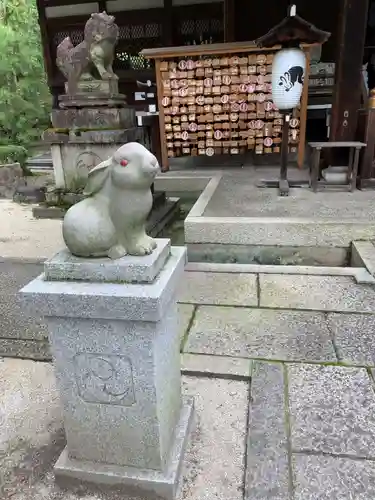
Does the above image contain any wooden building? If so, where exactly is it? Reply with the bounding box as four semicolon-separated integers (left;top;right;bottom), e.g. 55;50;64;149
35;0;373;165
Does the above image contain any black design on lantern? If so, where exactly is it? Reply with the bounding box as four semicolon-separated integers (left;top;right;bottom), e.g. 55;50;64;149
278;66;304;92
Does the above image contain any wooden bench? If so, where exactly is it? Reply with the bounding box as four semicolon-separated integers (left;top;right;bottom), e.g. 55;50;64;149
308;141;366;192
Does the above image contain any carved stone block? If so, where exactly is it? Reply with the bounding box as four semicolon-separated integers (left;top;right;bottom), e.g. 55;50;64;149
44;239;171;283
64;79;119;95
47;127;146;191
51;107;136;129
58;93;126;108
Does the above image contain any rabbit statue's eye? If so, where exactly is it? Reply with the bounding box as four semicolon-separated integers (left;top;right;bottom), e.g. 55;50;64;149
120;159;128;166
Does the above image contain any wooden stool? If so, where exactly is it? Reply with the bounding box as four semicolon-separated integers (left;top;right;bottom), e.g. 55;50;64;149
308;141;366;192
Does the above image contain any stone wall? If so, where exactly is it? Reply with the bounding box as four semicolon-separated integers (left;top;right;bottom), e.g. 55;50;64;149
0;260;51;360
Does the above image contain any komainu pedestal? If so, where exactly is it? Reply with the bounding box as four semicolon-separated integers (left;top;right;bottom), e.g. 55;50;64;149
20;239;194;499
45;11;146;192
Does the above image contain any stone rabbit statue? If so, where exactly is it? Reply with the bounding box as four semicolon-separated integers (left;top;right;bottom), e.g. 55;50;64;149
62;142;159;259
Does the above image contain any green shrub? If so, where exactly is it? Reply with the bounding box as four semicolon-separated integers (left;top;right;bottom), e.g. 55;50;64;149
0;0;51;150
0;144;27;166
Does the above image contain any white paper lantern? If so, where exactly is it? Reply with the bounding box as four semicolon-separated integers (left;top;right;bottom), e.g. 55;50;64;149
272;48;306;110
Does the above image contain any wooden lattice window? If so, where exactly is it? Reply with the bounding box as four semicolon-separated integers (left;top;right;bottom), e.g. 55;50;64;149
172;3;224;46
115;22;162;70
53;29;84;47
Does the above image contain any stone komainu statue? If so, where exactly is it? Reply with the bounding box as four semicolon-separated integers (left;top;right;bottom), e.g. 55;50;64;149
56;12;119;93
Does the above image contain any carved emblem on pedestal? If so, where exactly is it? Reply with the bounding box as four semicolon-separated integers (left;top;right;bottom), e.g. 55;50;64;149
74;353;135;406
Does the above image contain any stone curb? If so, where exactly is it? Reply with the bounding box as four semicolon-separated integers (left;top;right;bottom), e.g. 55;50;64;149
154;175;212;194
245;361;291;499
185;261;374;282
185;217;375;248
186;174;222;218
351;241;375;281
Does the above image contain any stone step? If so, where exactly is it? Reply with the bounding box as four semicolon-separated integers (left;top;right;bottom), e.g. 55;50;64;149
185;261;375;283
179;267;375;312
26;153;53;173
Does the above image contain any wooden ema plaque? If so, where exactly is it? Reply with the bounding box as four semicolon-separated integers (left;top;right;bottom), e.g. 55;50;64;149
142;43;310;171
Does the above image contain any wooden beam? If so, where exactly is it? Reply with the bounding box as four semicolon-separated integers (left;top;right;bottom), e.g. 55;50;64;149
329;0;369;142
46;7;164;27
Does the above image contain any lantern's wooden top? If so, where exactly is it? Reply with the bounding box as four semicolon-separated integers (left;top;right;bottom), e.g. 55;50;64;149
141;41;287;60
256;14;331;48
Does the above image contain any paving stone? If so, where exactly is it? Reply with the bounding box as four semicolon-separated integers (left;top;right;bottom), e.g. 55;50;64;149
0;293;48;341
288;364;375;457
181;353;252;379
178;271;258;306
0;338;51;360
328;313;375;366
260;274;375;312
293;454;375;500
178;304;195;345
185;306;336;362
203;173;375;220
182;377;248;500
245;362;290;500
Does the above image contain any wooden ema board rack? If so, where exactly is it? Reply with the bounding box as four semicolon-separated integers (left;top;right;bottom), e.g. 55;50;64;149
141;42;310;171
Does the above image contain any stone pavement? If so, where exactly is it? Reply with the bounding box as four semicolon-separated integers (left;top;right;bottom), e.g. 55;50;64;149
178;270;375;499
202;169;375;220
2;194;375;498
2;268;375;498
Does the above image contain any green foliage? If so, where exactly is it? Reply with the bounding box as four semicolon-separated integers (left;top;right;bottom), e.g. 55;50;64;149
0;144;27;165
0;0;51;149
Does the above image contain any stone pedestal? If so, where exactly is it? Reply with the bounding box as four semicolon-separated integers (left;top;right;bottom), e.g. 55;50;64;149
44;79;146;191
46;127;147;191
20;239;194;499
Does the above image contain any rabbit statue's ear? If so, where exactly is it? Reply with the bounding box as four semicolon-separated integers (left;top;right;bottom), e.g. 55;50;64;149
83;158;112;196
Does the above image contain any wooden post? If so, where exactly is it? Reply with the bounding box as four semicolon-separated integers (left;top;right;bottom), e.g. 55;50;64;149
154;59;169;172
297;48;311;168
279;112;290;196
359;89;375;184
224;0;235;42
329;0;369;143
163;0;173;46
